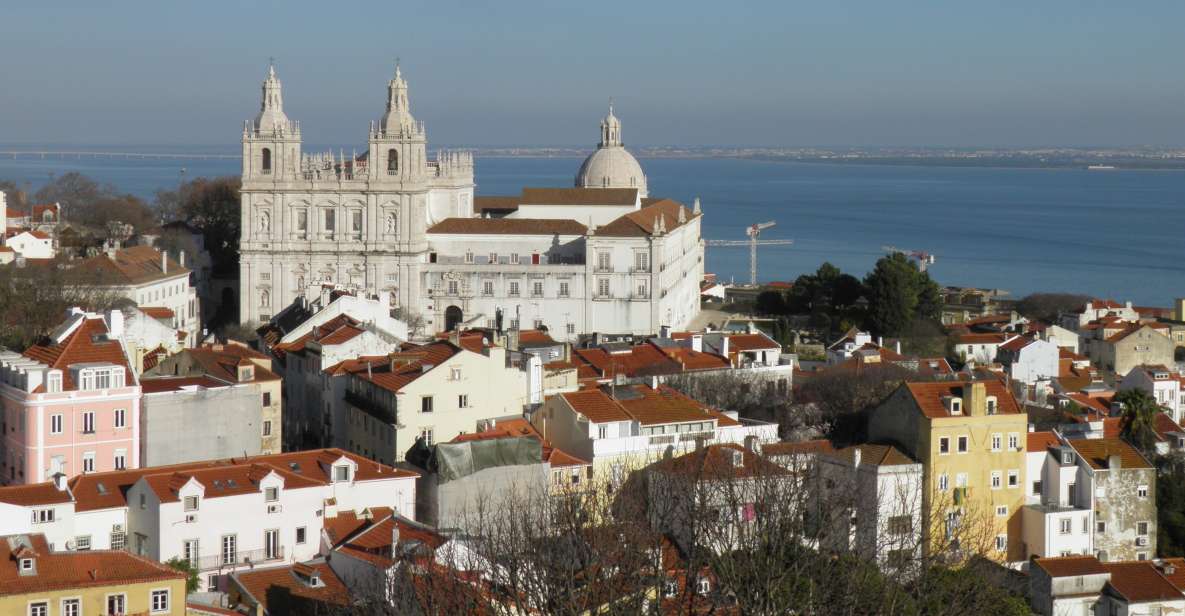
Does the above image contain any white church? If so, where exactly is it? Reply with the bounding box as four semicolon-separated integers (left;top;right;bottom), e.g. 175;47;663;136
239;64;703;341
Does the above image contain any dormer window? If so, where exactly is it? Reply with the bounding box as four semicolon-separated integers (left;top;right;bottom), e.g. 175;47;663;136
238;365;254;382
333;465;351;482
46;371;62;393
943;396;962;415
264;487;279;502
19;558;33;572
986;397;998;415
184;495;200;511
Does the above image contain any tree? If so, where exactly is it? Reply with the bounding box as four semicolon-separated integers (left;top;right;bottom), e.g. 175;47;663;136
1016;292;1091;323
0;263;123;350
33;172;119;227
1117;388;1161;457
163;176;241;276
164;557;200;593
754;290;787;315
0;181;30;211
865;253;943;337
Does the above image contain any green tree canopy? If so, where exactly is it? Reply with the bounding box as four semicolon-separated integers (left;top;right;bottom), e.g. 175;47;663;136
1117;388;1162;457
864;252;942;336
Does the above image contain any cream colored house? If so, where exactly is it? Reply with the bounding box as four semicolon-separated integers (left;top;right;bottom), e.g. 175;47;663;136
340;340;532;465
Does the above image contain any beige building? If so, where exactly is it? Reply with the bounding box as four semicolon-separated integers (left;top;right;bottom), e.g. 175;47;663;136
0;533;187;616
1084;323;1175;381
868;380;1028;562
339;340;531;465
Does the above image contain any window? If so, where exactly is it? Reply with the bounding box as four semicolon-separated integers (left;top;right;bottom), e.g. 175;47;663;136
1033;480;1043;496
107;595;126;616
986;398;998;415
482;281;494;296
1007;470;1019;488
114;450;126;470
1138;521;1150;536
937;474;949;491
598;425;608;439
532;281;544;297
151;589;170;613
991;434;1001;451
296;527;307;544
1082;517;1090;534
184;539;199;564
458;394;469;408
50;414;62;435
263;421;272;437
82;411;95;434
351;210;363;234
110;530;126;550
419;428;434;446
995;535;1007;552
29;603;47;616
263;392;272;406
1138;485;1149;498
488;252;498;264
264;529;280;560
61;599;79;616
636;279;648;297
184;496;199;512
324;209;335;233
696;577;711;595
508;281;520;296
663;580;678;598
991;471;1002;489
387;148;398;173
261;147;271;172
334;465;351;482
82;452;95;474
996;505;1008;517
20;557;34;571
114;408;125;428
71;535;91;551
957;436;968;453
450;367;462;381
1008;433;1019;450
421;396;434;413
265;487;278;502
1097;521;1107;534
634;251;649;271
221;535;237;565
1138;552;1149;561
597;277;610;297
46;372;62;393
447;280;458;295
558;281;570;297
566;323;575;334
1059;518;1072;535
597;252;611;271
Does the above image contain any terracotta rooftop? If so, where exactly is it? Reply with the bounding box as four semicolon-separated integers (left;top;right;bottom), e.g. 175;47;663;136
232;560;351;614
451;418;590;469
595;199;697;237
22;315;132;391
1033;555;1108;578
649;443;790;480
351;341;462;393
519;187;638;206
0;533;184;596
426;217;587;236
954;332;1008;345
902;380;1021;419
140;375;228;394
1067;438;1152;471
1027;431;1062;453
824;443;916;467
137;306;175;320
0;482;74;507
760;439;836;457
325;509;448;569
65;448;417;512
559;388;633;423
69;245;188;285
1103;561;1183;603
472;195;520;213
272;314;365;356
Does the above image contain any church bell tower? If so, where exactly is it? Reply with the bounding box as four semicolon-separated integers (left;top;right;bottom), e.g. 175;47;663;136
368;63;427;183
242;62;302;182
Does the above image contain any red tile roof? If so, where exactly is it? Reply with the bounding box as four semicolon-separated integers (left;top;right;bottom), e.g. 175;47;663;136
902;380;1021;419
1033;555;1108;577
22;316;131;391
232;560;351;614
1027;431;1061;453
351;341;462;393
1103;561;1183;603
519;187;638;206
138;306;175;319
596;199;697;237
325;509;448;569
1067;438;1152;470
649;444;790;480
272;314;364;356
67;448;417;512
954;333;1008;345
0;482;74;507
427;217;587;235
69;245;188;285
559;388;633;423
451;418;590;469
140;375;228;394
0;534;184;596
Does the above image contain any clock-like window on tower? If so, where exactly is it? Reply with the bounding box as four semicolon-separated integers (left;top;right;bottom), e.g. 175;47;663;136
388;149;398;174
261;148;272;174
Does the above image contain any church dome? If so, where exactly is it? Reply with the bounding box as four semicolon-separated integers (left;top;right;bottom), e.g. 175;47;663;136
574;104;648;197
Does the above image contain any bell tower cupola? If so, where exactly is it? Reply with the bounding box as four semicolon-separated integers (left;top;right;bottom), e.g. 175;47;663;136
242;61;301;181
369;62;427;182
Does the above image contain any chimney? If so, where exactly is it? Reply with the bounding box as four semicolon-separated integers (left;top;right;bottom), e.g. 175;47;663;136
392;523;401;550
179;250;186;268
877;336;884;347
744;435;758;452
161;250;167;274
659;325;671;339
1108;454;1122;471
895;341;901;354
852;447;862;469
691;334;703;353
721;336;730;364
650;375;659;390
105;309;124;339
52;473;67;491
964;381;987;416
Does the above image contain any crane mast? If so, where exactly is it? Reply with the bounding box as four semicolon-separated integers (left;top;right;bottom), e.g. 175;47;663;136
706;220;793;285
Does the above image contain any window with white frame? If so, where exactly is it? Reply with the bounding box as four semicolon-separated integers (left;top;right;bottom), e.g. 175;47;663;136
265;487;279;502
937;474;949;491
74;535;91;551
334;465;351;482
114;450;126;470
558;281;569;297
29;603;47;616
508;281;520;296
510;253;520;265
50;414;62;435
990;434;1001;451
221;535;237;565
995;535;1007;552
61;599;79;616
107;595;126;615
597;277;610;297
696;577;711;595
82;412;95;434
1138;485;1149;498
532;281;543;297
184;495;199;511
82;452;95;474
447;280;458;295
420;427;434;446
482;280;494;296
1138;521;1150;536
458;394;469;408
46;372;62;393
464;251;474;264
1008;433;1019;450
1059;518;1072;535
990;471;1002;489
114;408;126;429
488;252;498;264
634;251;649;271
596;252;610;271
996;505;1008;517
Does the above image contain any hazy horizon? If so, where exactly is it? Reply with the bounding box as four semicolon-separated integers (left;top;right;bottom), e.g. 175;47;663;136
3;1;1183;148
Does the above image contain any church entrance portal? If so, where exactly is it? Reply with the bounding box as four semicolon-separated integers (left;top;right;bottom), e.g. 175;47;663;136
444;305;463;331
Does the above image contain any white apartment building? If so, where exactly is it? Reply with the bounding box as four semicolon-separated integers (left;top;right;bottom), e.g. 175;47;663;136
1121;364;1185;424
533;384;778;486
4;229;54;259
0;448;417;592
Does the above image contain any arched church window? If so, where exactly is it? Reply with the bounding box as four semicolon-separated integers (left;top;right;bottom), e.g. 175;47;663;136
388;149;398;174
262;148;272;174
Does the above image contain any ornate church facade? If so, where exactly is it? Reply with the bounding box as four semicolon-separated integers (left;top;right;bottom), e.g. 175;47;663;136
239;65;702;340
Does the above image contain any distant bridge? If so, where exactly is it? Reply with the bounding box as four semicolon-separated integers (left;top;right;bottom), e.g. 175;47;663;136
0;150;240;160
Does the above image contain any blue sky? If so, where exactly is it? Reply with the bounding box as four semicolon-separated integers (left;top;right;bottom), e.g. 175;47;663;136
2;1;1182;147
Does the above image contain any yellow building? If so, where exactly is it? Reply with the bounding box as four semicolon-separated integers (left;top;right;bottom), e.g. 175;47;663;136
869;380;1028;562
0;533;187;616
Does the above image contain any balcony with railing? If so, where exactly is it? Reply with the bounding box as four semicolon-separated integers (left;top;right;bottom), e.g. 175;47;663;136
194;546;285;572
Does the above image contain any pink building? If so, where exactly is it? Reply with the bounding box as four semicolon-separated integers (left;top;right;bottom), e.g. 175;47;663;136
0;309;140;485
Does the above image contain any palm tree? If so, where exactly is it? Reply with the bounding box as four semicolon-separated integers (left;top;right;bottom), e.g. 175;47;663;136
1117;388;1161;457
